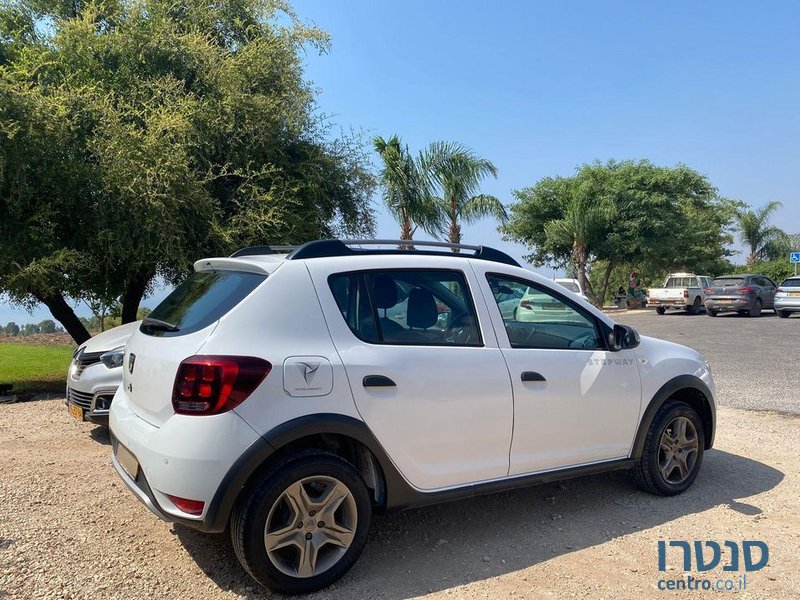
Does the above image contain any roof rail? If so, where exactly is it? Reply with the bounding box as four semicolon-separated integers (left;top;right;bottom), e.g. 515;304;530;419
287;239;520;267
230;245;298;258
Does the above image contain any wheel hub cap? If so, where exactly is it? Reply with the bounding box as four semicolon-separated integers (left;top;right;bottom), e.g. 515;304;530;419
658;416;699;484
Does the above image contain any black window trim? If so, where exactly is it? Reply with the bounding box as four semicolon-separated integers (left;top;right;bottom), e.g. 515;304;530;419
485;272;612;352
327;268;485;348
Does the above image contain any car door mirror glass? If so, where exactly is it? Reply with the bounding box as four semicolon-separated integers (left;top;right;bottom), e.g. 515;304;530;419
609;324;640;351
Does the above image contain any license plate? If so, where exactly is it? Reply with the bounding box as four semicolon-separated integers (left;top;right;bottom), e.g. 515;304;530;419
116;443;139;480
789;292;800;297
716;299;733;304
69;403;84;421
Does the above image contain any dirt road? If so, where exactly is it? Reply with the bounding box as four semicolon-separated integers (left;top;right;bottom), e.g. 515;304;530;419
1;399;798;599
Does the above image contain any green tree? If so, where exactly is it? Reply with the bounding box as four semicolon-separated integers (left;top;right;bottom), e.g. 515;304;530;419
503;160;737;304
38;319;56;333
373;135;440;241
0;0;375;344
421;142;506;247
736;202;788;265
4;322;19;336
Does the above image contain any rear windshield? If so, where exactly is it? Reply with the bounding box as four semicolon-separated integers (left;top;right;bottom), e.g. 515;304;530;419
556;281;580;293
712;277;744;287
142;271;266;336
666;277;695;288
780;278;800;288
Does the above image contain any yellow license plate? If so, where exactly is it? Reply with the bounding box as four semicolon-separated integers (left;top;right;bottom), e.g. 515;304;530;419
69;403;84;421
116;443;139;480
789;291;800;297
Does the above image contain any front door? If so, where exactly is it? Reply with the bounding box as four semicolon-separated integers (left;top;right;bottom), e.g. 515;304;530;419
479;270;641;476
310;262;514;491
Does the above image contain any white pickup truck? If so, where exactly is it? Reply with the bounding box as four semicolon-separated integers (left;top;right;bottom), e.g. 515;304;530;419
647;273;713;315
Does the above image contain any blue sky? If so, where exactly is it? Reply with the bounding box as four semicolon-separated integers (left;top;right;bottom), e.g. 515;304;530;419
2;0;799;325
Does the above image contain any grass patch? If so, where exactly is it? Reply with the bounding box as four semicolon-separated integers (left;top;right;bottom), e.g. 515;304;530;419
0;343;75;394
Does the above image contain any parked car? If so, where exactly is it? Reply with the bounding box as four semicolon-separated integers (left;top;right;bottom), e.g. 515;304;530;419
554;277;593;302
704;274;777;317
647;273;712;315
66;321;137;426
110;240;716;595
775;276;800;318
516;285;588;323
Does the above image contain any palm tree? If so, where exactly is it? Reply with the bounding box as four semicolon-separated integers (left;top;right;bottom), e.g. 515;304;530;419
736;202;787;265
421;142;507;248
373;135;441;241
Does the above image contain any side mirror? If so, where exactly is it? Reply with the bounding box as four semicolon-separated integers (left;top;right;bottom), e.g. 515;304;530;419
608;324;640;351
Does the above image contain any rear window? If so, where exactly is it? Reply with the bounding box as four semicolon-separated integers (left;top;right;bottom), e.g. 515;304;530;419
556;281;580;293
781;278;800;288
712;277;744;287
666;277;695;288
142;271;266;337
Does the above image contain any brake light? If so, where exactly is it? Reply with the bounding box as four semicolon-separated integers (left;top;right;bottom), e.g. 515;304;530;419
520;300;532;309
683;289;689;298
165;494;205;515
172;355;271;415
738;286;754;294
704;288;713;295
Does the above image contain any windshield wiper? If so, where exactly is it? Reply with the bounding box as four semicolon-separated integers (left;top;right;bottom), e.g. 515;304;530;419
141;317;180;332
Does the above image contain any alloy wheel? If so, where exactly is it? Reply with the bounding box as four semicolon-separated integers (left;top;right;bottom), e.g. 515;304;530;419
264;476;358;578
658;416;699;484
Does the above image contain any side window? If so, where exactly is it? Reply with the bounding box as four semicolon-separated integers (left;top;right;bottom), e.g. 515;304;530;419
329;270;482;346
487;274;603;350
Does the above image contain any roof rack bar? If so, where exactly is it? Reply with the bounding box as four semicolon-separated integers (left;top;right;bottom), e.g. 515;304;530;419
287;239;520;267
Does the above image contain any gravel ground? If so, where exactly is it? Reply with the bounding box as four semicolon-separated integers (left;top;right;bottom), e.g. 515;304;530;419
613;309;800;415
1;399;798;599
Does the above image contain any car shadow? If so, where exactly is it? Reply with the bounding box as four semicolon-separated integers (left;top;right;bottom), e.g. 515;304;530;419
89;426;111;446
174;449;783;599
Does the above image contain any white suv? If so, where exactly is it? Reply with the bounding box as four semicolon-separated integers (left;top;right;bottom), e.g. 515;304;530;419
110;240;716;595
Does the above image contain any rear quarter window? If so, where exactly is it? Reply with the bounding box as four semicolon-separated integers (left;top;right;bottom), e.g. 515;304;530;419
142;271;266;337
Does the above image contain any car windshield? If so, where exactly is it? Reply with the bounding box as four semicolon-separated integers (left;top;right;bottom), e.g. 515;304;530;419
780;278;800;287
556;281;580;293
712;277;744;287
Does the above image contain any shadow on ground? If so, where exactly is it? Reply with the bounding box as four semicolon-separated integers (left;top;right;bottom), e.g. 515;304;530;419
175;449;783;599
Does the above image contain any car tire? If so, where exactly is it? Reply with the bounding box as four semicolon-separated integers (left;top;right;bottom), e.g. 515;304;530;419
633;401;705;496
688;297;702;315
749;299;762;317
656;307;666;315
707;310;718;317
231;450;372;595
777;310;789;318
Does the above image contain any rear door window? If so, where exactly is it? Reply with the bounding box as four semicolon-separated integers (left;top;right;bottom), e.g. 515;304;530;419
781;278;800;288
712;277;744;287
329;270;482;346
142;271;266;337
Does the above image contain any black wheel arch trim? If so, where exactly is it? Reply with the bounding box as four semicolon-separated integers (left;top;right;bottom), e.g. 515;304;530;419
630;374;716;459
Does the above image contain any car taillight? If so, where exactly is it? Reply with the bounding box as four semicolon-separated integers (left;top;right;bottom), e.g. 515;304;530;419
172;355;271;416
520;300;532;309
683;289;689;298
704;288;713;295
738;286;754;294
165;494;205;515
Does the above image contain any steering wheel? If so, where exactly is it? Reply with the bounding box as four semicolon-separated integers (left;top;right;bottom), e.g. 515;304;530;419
445;313;477;345
568;331;598;349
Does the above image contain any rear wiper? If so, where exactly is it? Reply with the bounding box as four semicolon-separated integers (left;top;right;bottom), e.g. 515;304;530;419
141;317;180;332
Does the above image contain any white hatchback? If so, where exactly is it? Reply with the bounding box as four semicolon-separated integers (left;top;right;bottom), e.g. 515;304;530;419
110;239;716;594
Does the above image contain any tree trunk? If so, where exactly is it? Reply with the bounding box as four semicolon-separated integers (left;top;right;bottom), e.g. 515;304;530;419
573;241;588;296
598;261;615;308
35;292;91;345
449;199;461;252
121;269;153;324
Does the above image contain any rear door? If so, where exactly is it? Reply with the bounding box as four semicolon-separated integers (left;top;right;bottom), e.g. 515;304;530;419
757;276;777;308
310;261;513;491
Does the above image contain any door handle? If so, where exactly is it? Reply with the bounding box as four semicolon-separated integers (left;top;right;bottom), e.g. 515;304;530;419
521;371;546;382
363;375;396;387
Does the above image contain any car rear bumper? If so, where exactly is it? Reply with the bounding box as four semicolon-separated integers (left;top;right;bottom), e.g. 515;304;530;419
647;299;689;308
775;297;800;311
705;297;752;312
109;388;263;532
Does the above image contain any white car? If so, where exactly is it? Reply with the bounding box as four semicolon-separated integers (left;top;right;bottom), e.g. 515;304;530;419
648;273;712;315
554;277;592;302
110;240;717;595
66;321;138;426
